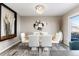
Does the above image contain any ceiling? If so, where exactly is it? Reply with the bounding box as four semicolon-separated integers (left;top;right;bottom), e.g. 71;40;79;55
5;3;79;16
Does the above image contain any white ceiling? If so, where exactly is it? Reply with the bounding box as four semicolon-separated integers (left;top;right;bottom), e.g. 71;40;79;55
5;3;79;16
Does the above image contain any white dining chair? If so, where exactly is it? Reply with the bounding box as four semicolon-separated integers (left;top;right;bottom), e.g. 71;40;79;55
21;33;29;46
29;35;39;51
40;35;52;52
52;31;63;47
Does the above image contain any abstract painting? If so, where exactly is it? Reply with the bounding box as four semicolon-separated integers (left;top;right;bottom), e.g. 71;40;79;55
0;3;17;41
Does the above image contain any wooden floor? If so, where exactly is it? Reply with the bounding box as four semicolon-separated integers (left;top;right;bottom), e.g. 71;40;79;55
0;43;79;56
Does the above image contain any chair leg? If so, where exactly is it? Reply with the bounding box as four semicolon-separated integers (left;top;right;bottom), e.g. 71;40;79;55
42;47;50;56
43;47;49;52
38;48;42;56
31;47;38;56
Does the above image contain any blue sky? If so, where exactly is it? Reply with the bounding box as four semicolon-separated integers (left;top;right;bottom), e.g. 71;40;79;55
71;15;79;26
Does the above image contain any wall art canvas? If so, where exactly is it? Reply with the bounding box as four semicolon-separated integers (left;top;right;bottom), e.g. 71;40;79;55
0;4;17;41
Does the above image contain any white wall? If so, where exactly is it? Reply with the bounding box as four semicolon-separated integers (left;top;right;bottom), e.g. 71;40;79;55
17;15;21;39
62;6;79;46
0;14;21;53
20;16;62;34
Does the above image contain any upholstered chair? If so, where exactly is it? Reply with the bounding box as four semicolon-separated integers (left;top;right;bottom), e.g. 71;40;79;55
52;31;63;47
29;35;39;51
41;35;52;52
21;33;29;46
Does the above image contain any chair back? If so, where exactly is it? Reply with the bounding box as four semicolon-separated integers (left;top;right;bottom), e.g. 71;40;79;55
29;35;39;47
54;32;63;42
41;35;52;47
21;33;29;43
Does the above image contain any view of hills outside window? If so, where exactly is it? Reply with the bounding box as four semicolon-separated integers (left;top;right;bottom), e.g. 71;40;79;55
71;15;79;33
71;15;79;41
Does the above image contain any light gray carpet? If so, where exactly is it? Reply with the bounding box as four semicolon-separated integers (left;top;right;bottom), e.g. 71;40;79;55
0;43;79;56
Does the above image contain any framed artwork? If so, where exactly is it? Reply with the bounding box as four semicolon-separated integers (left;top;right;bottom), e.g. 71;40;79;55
0;3;17;41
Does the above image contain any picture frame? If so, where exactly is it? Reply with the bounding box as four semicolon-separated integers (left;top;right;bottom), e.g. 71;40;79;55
0;3;17;41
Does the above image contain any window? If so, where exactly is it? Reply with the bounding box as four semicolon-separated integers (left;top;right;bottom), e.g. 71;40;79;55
71;15;79;41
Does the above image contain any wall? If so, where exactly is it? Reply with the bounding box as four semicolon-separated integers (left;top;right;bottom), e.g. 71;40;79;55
17;15;21;39
0;14;21;53
20;16;62;34
62;6;79;46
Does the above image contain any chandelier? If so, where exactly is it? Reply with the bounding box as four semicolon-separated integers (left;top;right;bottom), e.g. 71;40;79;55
35;5;45;15
33;20;44;31
33;5;46;31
